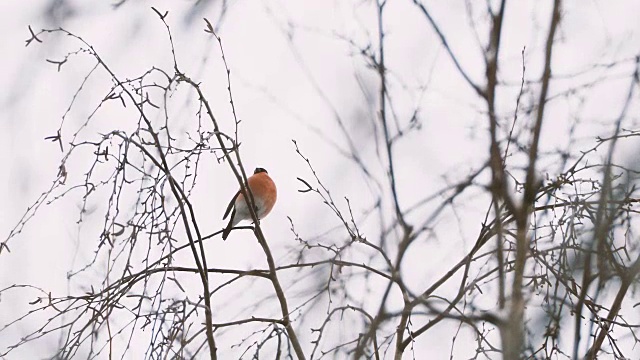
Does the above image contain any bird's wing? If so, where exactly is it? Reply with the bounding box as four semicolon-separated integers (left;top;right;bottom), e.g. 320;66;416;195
223;190;241;220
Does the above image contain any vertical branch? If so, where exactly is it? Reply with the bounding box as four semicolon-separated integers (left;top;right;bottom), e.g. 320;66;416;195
486;0;515;212
503;1;561;358
582;56;640;360
585;255;640;359
484;0;510;313
376;0;407;230
497;47;527;310
253;226;307;360
93;63;219;360
481;0;524;357
202;23;307;358
178;71;307;359
523;0;561;207
356;3;416;357
152;13;219;358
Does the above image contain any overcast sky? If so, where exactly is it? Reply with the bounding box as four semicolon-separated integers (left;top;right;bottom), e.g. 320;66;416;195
1;0;640;358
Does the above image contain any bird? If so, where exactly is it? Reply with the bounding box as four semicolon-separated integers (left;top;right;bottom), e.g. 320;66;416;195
222;167;277;240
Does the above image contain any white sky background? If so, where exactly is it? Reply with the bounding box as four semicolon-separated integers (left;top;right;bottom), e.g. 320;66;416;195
1;0;640;358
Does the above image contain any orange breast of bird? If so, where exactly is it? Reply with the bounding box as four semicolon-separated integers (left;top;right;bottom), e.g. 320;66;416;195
236;172;277;218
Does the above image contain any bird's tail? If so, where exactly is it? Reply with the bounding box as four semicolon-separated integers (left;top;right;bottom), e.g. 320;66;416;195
222;209;236;240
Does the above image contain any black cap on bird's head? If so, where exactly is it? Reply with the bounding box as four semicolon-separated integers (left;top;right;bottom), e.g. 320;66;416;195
254;167;268;174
